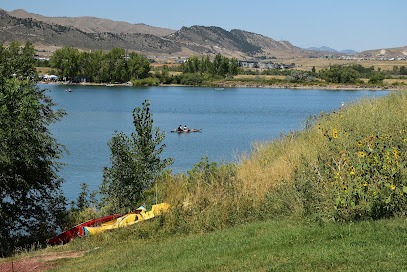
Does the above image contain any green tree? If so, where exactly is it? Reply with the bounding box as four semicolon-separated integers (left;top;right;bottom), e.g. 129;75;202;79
50;47;81;81
368;73;385;84
127;52;150;80
229;58;239;76
212;54;223;76
0;42;37;81
286;70;315;83
318;64;361;84
100;100;172;212
0;78;66;256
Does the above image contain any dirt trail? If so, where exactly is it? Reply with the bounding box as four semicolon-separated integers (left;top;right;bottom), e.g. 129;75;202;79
0;251;86;272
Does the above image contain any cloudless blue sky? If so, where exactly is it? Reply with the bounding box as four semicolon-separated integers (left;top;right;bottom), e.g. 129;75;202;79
2;0;407;52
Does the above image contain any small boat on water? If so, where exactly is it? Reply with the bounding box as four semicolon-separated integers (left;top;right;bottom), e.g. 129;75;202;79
215;88;224;90
171;128;202;133
106;84;114;87
47;214;121;245
65;88;72;92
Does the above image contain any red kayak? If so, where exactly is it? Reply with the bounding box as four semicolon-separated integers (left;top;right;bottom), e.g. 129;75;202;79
47;214;121;245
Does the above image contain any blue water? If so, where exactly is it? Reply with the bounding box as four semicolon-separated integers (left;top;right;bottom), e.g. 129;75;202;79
44;84;389;200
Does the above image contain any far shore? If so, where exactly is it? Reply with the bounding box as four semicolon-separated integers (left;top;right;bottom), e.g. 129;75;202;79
39;81;405;91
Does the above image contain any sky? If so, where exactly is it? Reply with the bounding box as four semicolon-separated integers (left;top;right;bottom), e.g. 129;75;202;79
2;0;407;52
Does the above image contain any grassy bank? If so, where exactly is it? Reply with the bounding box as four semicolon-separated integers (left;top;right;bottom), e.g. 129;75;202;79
44;217;407;271
4;90;407;270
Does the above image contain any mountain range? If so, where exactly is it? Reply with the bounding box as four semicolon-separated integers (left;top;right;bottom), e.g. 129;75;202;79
0;8;331;59
0;8;405;59
305;46;358;54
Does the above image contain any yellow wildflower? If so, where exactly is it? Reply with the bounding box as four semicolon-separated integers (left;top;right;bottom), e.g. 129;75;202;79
359;152;365;158
343;186;348;192
363;181;368;186
333;129;338;134
357;141;363;146
391;184;396;190
333;133;338;139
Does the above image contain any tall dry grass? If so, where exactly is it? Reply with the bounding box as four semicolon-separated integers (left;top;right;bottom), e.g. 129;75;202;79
154;90;407;233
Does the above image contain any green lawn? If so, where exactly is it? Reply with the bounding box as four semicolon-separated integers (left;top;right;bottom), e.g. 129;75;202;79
50;217;407;272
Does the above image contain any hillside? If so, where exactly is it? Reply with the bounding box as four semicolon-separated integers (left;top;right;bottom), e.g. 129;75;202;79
0;9;314;59
361;45;407;57
0;10;187;54
8;9;176;37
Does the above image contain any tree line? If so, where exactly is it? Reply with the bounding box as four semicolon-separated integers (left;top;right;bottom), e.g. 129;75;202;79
50;47;150;83
181;55;239;77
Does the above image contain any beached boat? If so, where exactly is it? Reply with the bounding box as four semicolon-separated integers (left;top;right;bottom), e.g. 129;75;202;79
171;128;202;133
47;214;121;245
84;203;170;235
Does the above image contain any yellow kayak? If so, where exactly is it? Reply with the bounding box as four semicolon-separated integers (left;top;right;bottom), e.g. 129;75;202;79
84;203;170;235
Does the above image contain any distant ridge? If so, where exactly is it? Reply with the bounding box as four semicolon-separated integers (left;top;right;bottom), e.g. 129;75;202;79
360;46;407;56
8;8;176;37
305;46;358;54
0;9;314;58
2;8;405;58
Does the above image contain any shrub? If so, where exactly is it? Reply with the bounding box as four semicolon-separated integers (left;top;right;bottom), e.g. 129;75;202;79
179;73;204;85
132;77;160;86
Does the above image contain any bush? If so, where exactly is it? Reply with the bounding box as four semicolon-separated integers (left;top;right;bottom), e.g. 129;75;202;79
318;64;361;84
178;73;204;85
286;70;316;83
132;77;160;86
368;74;385;84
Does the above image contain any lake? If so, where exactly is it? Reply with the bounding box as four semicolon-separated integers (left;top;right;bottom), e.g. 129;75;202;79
44;84;389;200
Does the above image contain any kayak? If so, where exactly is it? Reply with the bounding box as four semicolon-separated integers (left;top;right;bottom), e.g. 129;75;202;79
171;128;202;133
84;203;170;235
47;214;121;245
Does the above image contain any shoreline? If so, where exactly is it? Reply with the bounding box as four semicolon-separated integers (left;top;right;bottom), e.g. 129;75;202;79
39;81;406;91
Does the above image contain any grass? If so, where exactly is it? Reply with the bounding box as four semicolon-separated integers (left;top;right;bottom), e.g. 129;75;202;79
5;88;407;270
278;58;407;72
233;75;286;80
46;216;407;271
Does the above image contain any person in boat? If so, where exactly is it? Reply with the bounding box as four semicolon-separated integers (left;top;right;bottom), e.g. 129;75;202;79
183;125;189;131
177;125;183;132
